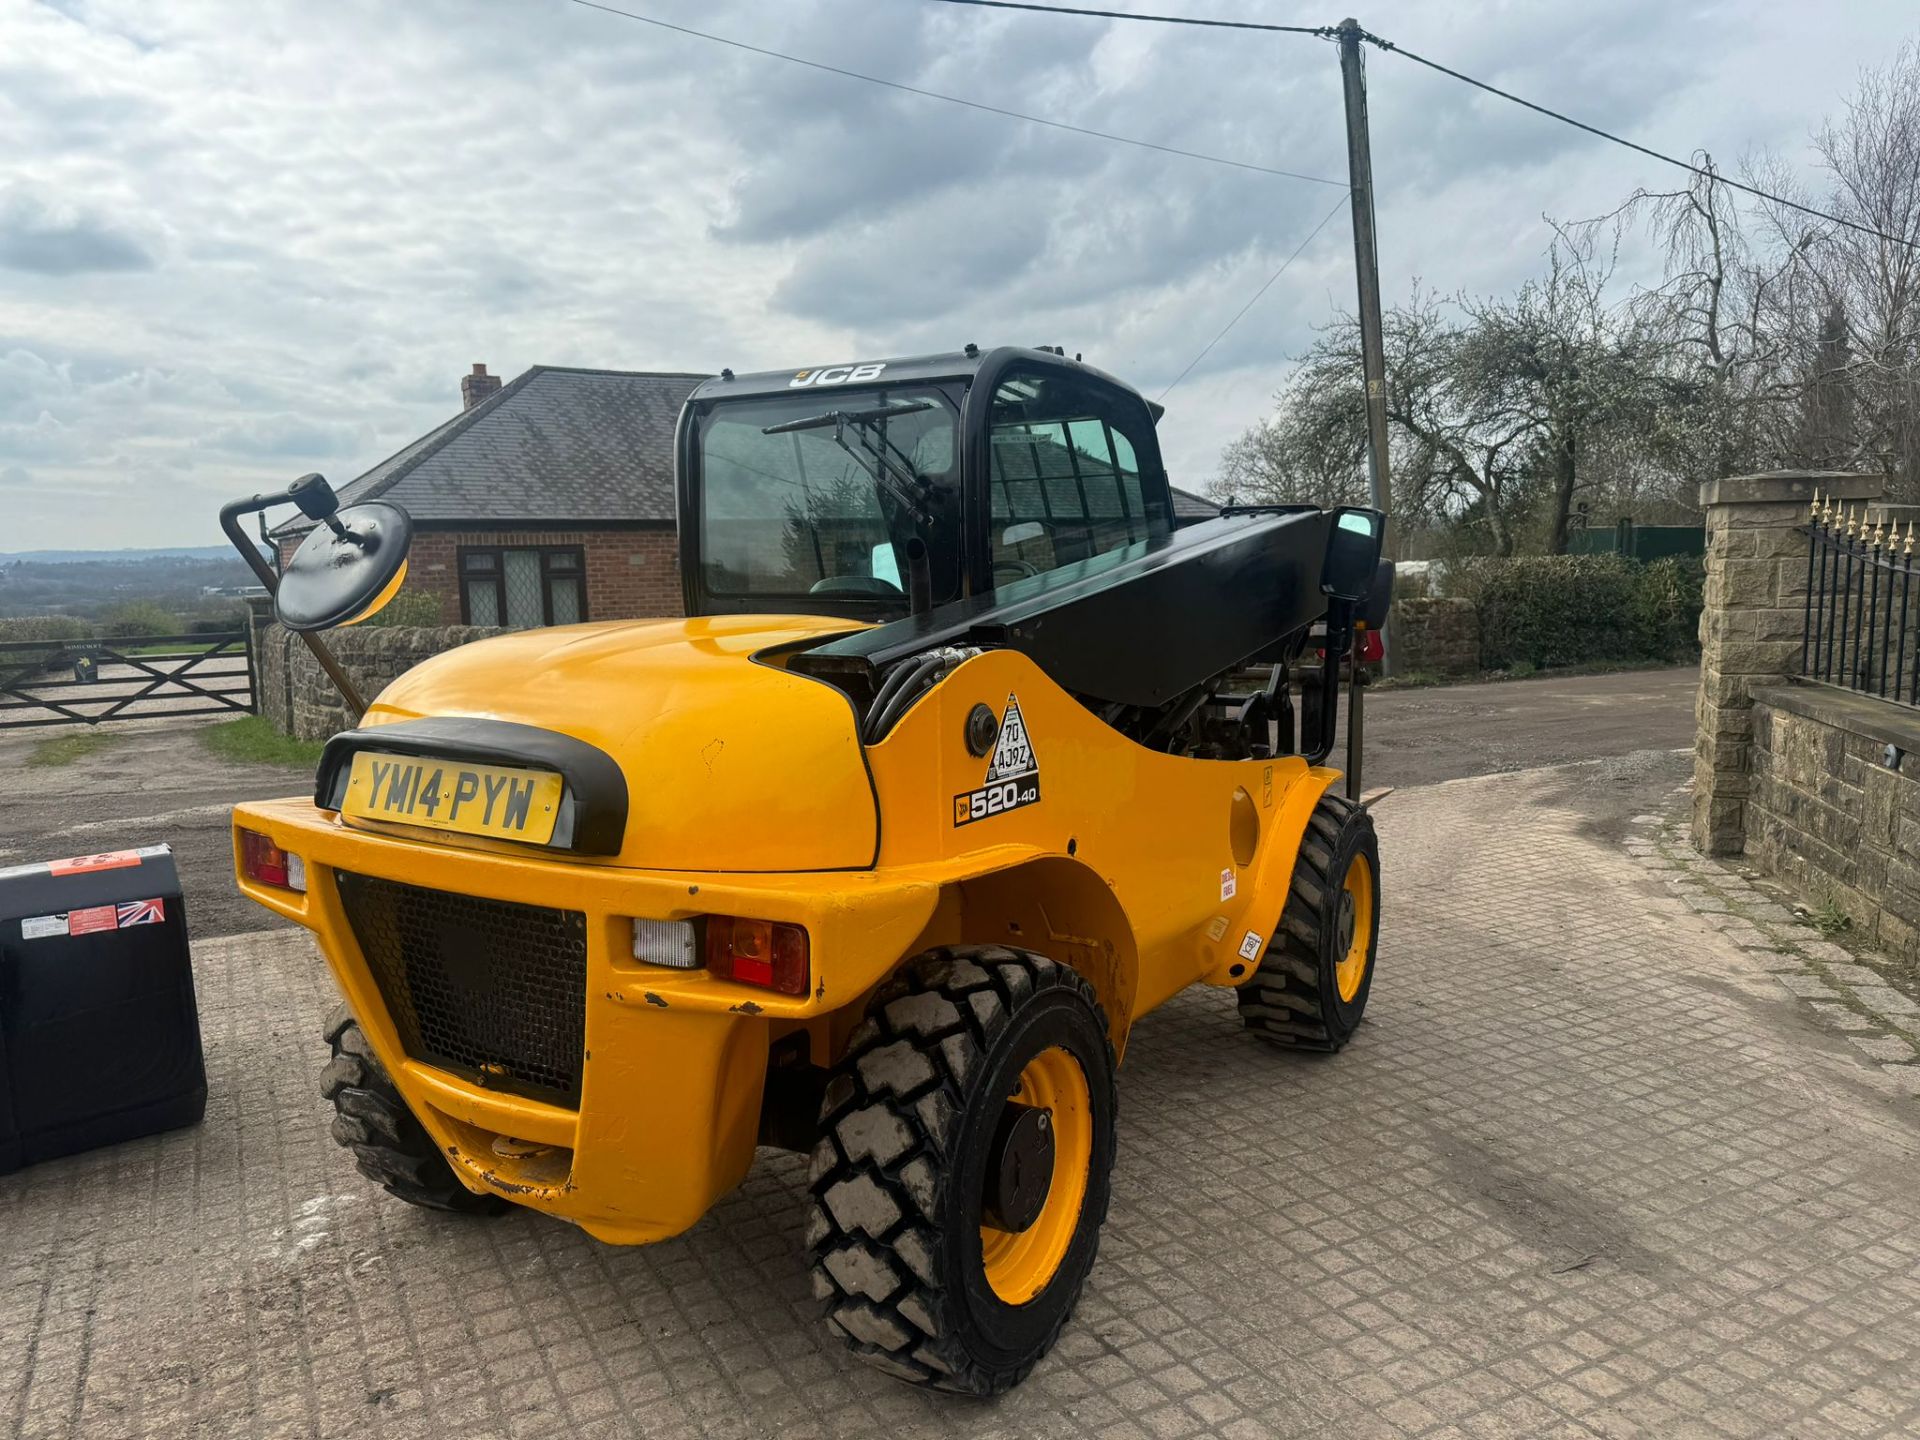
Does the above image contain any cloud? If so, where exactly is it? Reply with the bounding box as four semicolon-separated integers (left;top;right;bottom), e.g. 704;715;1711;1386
0;186;156;274
0;464;29;488
0;0;1914;546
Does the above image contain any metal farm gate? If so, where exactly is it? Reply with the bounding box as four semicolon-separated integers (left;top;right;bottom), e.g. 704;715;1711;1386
0;633;255;728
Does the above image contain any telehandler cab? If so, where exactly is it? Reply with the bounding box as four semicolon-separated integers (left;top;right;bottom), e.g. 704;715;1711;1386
223;345;1390;1394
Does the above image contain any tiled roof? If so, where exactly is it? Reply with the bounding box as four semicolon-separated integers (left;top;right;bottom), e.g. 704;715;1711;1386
1170;486;1219;521
273;366;708;537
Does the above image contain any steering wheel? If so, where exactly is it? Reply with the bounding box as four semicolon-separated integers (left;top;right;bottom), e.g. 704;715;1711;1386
992;558;1040;582
809;575;904;598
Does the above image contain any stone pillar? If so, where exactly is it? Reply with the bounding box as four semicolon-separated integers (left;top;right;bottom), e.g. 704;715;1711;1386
1693;470;1883;855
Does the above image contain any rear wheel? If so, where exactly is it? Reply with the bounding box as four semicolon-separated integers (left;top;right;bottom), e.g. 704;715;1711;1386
806;946;1117;1394
318;1005;504;1215
1238;792;1380;1051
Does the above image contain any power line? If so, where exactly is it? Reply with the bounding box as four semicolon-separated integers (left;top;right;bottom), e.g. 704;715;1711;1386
923;0;1335;37
1361;32;1919;252
555;0;1347;187
921;2;1918;250
1158;191;1350;400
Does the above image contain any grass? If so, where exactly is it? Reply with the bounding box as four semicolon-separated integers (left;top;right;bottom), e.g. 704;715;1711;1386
26;731;121;767
1811;896;1854;937
198;716;326;768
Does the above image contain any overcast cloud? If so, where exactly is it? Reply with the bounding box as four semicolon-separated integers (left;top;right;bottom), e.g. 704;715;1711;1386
1;0;1914;550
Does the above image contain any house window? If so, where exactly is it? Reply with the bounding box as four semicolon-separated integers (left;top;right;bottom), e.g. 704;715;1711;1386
459;546;587;627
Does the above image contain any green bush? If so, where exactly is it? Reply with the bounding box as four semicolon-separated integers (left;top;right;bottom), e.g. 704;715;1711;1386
1632;556;1705;662
97;599;181;639
0;615;93;644
356;588;446;628
1448;554;1702;671
0;615;94;673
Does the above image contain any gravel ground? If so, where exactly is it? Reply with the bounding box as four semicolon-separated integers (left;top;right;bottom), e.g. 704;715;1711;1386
0;717;312;939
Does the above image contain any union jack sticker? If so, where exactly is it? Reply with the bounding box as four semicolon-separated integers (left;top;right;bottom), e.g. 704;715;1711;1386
116;898;166;928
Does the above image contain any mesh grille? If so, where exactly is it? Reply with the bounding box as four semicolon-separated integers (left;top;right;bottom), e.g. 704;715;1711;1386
336;871;588;1107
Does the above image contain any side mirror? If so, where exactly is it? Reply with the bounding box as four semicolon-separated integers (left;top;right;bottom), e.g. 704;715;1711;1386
218;474;417;722
276;500;413;631
1321;507;1385;604
218;473;414;633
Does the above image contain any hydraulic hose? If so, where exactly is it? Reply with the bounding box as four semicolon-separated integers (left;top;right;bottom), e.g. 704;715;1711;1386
863;646;978;744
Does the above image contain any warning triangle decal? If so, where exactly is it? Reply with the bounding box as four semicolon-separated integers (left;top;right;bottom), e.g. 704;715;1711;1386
984;695;1037;781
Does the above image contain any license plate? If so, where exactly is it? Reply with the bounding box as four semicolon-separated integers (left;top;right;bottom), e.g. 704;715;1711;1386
342;753;564;845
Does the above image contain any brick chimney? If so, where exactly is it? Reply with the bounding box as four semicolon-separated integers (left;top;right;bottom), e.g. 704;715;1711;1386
461;363;502;410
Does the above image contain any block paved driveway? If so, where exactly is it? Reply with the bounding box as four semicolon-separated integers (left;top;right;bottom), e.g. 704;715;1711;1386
6;754;1920;1439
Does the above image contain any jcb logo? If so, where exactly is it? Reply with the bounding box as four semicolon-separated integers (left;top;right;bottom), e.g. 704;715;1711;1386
789;362;886;389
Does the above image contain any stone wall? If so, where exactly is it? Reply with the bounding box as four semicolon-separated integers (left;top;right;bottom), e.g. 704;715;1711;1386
1749;684;1920;963
1692;471;1882;854
249;603;506;740
1388;597;1479;678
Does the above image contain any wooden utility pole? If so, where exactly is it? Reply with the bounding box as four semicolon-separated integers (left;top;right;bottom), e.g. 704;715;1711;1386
1337;19;1391;522
1338;17;1392;678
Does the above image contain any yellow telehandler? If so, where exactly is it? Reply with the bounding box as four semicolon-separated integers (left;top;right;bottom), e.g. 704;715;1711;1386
220;346;1388;1393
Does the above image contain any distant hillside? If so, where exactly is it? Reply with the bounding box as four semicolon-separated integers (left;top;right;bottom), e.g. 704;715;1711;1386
0;550;264;623
0;545;244;564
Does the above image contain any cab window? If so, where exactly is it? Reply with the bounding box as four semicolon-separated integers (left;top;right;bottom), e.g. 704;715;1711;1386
987;369;1163;582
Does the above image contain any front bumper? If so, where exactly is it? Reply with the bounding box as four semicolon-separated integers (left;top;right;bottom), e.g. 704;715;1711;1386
235;798;938;1243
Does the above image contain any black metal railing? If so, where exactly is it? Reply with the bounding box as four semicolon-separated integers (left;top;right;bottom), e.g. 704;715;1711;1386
1802;494;1918;706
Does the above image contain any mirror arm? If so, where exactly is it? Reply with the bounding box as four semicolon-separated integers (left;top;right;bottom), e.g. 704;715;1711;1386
218;492;370;722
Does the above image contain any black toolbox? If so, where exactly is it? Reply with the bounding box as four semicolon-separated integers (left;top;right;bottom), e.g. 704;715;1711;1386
0;844;206;1174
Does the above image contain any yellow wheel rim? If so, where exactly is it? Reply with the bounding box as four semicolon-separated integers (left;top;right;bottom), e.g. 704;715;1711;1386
1335;852;1374;1003
978;1046;1092;1305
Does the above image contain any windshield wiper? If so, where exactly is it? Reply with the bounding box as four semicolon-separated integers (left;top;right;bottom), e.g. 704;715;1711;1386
762;401;939;531
761;400;940;614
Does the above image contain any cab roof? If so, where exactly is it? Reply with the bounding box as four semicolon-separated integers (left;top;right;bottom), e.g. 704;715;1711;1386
687;345;1164;420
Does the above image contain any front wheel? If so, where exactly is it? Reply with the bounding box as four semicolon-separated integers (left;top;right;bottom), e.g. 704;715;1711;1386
1238;792;1380;1051
806;946;1118;1395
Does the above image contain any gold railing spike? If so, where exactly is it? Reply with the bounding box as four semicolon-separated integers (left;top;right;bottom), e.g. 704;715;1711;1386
1811;486;1823;521
1906;519;1916;557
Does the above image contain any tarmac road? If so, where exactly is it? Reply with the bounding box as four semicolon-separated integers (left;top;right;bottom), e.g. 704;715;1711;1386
0;665;1700;939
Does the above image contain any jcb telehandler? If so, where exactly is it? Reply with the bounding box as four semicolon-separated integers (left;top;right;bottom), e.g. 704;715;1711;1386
222;346;1389;1394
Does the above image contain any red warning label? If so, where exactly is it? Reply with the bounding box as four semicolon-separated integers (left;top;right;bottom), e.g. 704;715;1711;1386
66;905;119;936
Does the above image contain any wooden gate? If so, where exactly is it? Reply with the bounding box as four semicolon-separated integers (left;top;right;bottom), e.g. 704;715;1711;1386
0;633;254;728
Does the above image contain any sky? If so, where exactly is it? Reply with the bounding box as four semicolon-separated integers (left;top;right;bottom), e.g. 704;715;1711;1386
2;0;1915;550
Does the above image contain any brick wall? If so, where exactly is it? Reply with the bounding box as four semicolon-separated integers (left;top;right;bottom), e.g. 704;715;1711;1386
279;525;683;625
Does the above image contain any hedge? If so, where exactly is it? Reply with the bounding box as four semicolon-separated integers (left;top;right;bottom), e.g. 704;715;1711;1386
1446;554;1702;671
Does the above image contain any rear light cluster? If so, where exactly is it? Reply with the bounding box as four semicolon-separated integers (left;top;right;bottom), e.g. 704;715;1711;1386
239;828;307;892
1314;626;1387;666
628;915;811;997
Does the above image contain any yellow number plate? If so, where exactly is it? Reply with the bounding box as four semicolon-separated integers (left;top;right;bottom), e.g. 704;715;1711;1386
342;753;565;844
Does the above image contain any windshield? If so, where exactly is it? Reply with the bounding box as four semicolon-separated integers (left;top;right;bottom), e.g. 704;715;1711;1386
697;388;957;599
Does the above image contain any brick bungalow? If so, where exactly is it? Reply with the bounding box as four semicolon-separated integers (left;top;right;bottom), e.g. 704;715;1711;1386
272;363;707;626
275;361;1220;630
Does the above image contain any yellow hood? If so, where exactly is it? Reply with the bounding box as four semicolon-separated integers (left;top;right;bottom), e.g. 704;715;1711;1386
362;615;876;872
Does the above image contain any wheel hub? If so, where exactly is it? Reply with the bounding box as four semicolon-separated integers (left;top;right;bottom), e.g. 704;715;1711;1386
1335;888;1357;957
982;1101;1055;1233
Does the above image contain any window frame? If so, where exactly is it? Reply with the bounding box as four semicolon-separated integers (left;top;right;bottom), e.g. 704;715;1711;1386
457;544;589;628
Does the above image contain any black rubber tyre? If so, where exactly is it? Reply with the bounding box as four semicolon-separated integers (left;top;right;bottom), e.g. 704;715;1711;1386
1237;792;1380;1052
806;946;1118;1395
318;1005;505;1215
